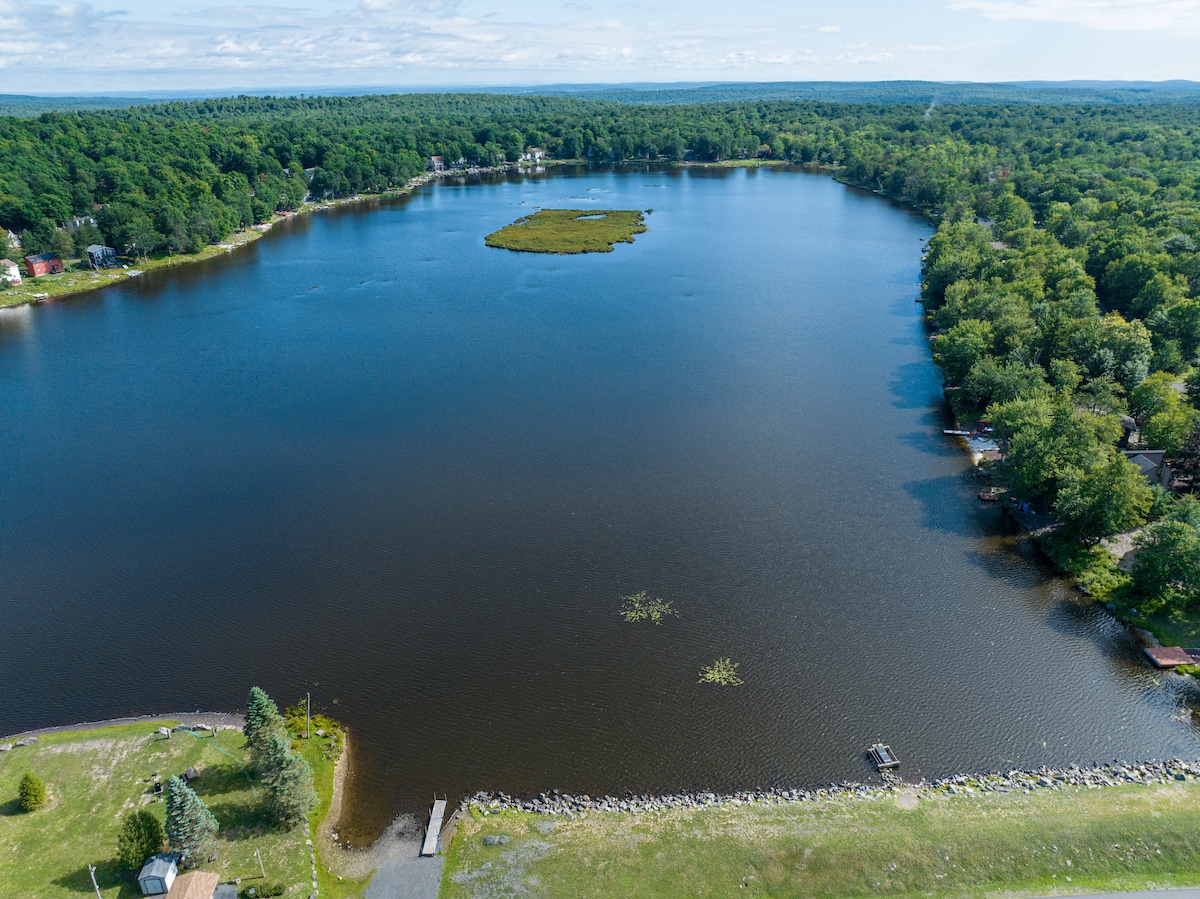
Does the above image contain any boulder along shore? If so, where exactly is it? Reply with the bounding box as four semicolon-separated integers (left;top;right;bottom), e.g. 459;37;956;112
461;758;1200;818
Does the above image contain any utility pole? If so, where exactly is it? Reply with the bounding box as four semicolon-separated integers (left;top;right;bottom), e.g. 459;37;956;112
306;692;311;739
254;849;265;879
87;864;102;899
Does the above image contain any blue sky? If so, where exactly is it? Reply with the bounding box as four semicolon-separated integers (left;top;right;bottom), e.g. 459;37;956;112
2;0;1199;93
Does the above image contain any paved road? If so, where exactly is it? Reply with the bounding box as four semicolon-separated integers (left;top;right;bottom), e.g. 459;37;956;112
360;837;443;899
1029;891;1200;898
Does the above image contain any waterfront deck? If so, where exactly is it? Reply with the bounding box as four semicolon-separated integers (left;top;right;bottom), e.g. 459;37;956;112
421;799;447;857
1145;646;1195;668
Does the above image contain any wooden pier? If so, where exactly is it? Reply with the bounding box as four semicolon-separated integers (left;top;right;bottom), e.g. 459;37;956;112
420;799;447;857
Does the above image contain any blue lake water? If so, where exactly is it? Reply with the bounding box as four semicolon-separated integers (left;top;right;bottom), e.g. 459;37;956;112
1;166;1197;841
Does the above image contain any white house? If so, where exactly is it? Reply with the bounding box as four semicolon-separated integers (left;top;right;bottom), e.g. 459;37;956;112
0;259;21;285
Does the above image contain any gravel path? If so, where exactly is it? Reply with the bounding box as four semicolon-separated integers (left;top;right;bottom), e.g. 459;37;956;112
2;711;245;741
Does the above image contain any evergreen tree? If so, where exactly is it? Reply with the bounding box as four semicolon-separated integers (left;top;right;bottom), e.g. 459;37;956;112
165;776;219;861
260;733;318;828
244;686;287;770
18;773;46;811
117;809;165;870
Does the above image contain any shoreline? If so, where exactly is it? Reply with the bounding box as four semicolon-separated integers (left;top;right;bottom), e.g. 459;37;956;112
0;159;803;312
458;757;1200;819
0;162;524;311
1;709;245;742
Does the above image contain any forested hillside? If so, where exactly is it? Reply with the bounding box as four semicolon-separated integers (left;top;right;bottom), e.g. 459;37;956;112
5;92;1200;621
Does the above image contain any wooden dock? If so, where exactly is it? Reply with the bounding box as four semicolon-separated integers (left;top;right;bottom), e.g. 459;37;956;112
420;799;447;857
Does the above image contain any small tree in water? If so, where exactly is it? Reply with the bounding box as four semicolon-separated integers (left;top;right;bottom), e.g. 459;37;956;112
698;659;743;686
620;590;677;625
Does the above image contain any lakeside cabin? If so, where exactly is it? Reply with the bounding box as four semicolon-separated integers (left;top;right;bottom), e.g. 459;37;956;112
86;244;117;269
0;259;20;285
24;253;63;277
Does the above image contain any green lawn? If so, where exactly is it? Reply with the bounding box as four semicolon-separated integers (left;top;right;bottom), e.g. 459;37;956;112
485;209;647;254
0;718;363;898
442;781;1200;898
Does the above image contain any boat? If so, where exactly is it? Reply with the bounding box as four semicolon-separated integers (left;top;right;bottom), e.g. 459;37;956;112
978;490;999;502
868;743;900;770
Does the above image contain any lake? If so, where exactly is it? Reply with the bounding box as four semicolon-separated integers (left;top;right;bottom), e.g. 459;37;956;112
1;166;1197;843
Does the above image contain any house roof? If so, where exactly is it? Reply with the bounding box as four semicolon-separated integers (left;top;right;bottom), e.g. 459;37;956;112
86;244;113;254
1123;450;1166;476
0;259;17;268
25;253;60;263
167;871;220;899
138;854;177;882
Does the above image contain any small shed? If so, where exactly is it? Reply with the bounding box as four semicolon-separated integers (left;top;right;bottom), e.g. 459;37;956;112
1145;646;1193;668
0;259;20;285
86;244;117;269
24;253;64;277
137;854;177;896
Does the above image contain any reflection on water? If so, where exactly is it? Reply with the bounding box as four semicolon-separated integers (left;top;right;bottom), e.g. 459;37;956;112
0;167;1197;843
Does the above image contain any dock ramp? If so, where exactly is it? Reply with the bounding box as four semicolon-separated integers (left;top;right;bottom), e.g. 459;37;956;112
420;799;447;857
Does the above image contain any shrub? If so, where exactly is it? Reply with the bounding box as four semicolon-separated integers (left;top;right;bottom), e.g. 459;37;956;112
117;809;166;871
18;773;46;811
241;881;285;898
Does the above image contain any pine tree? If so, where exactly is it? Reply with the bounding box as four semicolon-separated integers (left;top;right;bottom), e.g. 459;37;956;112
165;776;219;862
244;686;287;771
18;773;46;811
260;733;318;828
117;809;165;870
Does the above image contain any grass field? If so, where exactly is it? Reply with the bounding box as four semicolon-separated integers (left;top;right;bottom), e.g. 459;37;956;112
442;780;1200;898
0;718;365;899
485;209;647;254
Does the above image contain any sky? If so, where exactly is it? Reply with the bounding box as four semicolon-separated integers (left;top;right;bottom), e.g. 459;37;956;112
2;0;1200;94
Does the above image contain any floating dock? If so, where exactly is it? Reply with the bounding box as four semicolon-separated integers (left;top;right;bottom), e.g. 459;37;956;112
868;743;900;770
420;799;447;857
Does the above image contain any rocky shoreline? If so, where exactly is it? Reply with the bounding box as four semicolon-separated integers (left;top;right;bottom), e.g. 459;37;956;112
461;758;1200;818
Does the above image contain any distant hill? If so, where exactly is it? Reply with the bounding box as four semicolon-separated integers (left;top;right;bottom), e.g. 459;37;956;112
0;95;155;117
511;80;1200;105
6;80;1200;117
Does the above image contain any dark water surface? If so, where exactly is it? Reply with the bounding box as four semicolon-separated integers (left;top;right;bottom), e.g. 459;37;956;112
2;167;1197;841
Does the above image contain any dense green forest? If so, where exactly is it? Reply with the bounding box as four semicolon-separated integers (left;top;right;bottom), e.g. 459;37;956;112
5;92;1200;622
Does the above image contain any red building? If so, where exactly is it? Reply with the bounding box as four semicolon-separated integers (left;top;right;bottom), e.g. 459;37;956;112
24;253;64;277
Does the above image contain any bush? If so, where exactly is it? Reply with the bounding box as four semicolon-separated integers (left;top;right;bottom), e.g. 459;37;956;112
117;809;166;871
241;882;285;898
18;773;46;811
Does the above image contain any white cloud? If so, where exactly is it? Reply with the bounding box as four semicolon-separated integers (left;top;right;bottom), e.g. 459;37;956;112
818;24;841;32
949;0;1200;32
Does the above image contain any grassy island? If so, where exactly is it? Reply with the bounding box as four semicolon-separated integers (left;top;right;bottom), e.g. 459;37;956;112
485;209;647;254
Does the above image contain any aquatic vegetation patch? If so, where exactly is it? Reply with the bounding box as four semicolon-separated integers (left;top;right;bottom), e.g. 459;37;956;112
485;209;647;254
619;590;677;625
698;658;743;686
